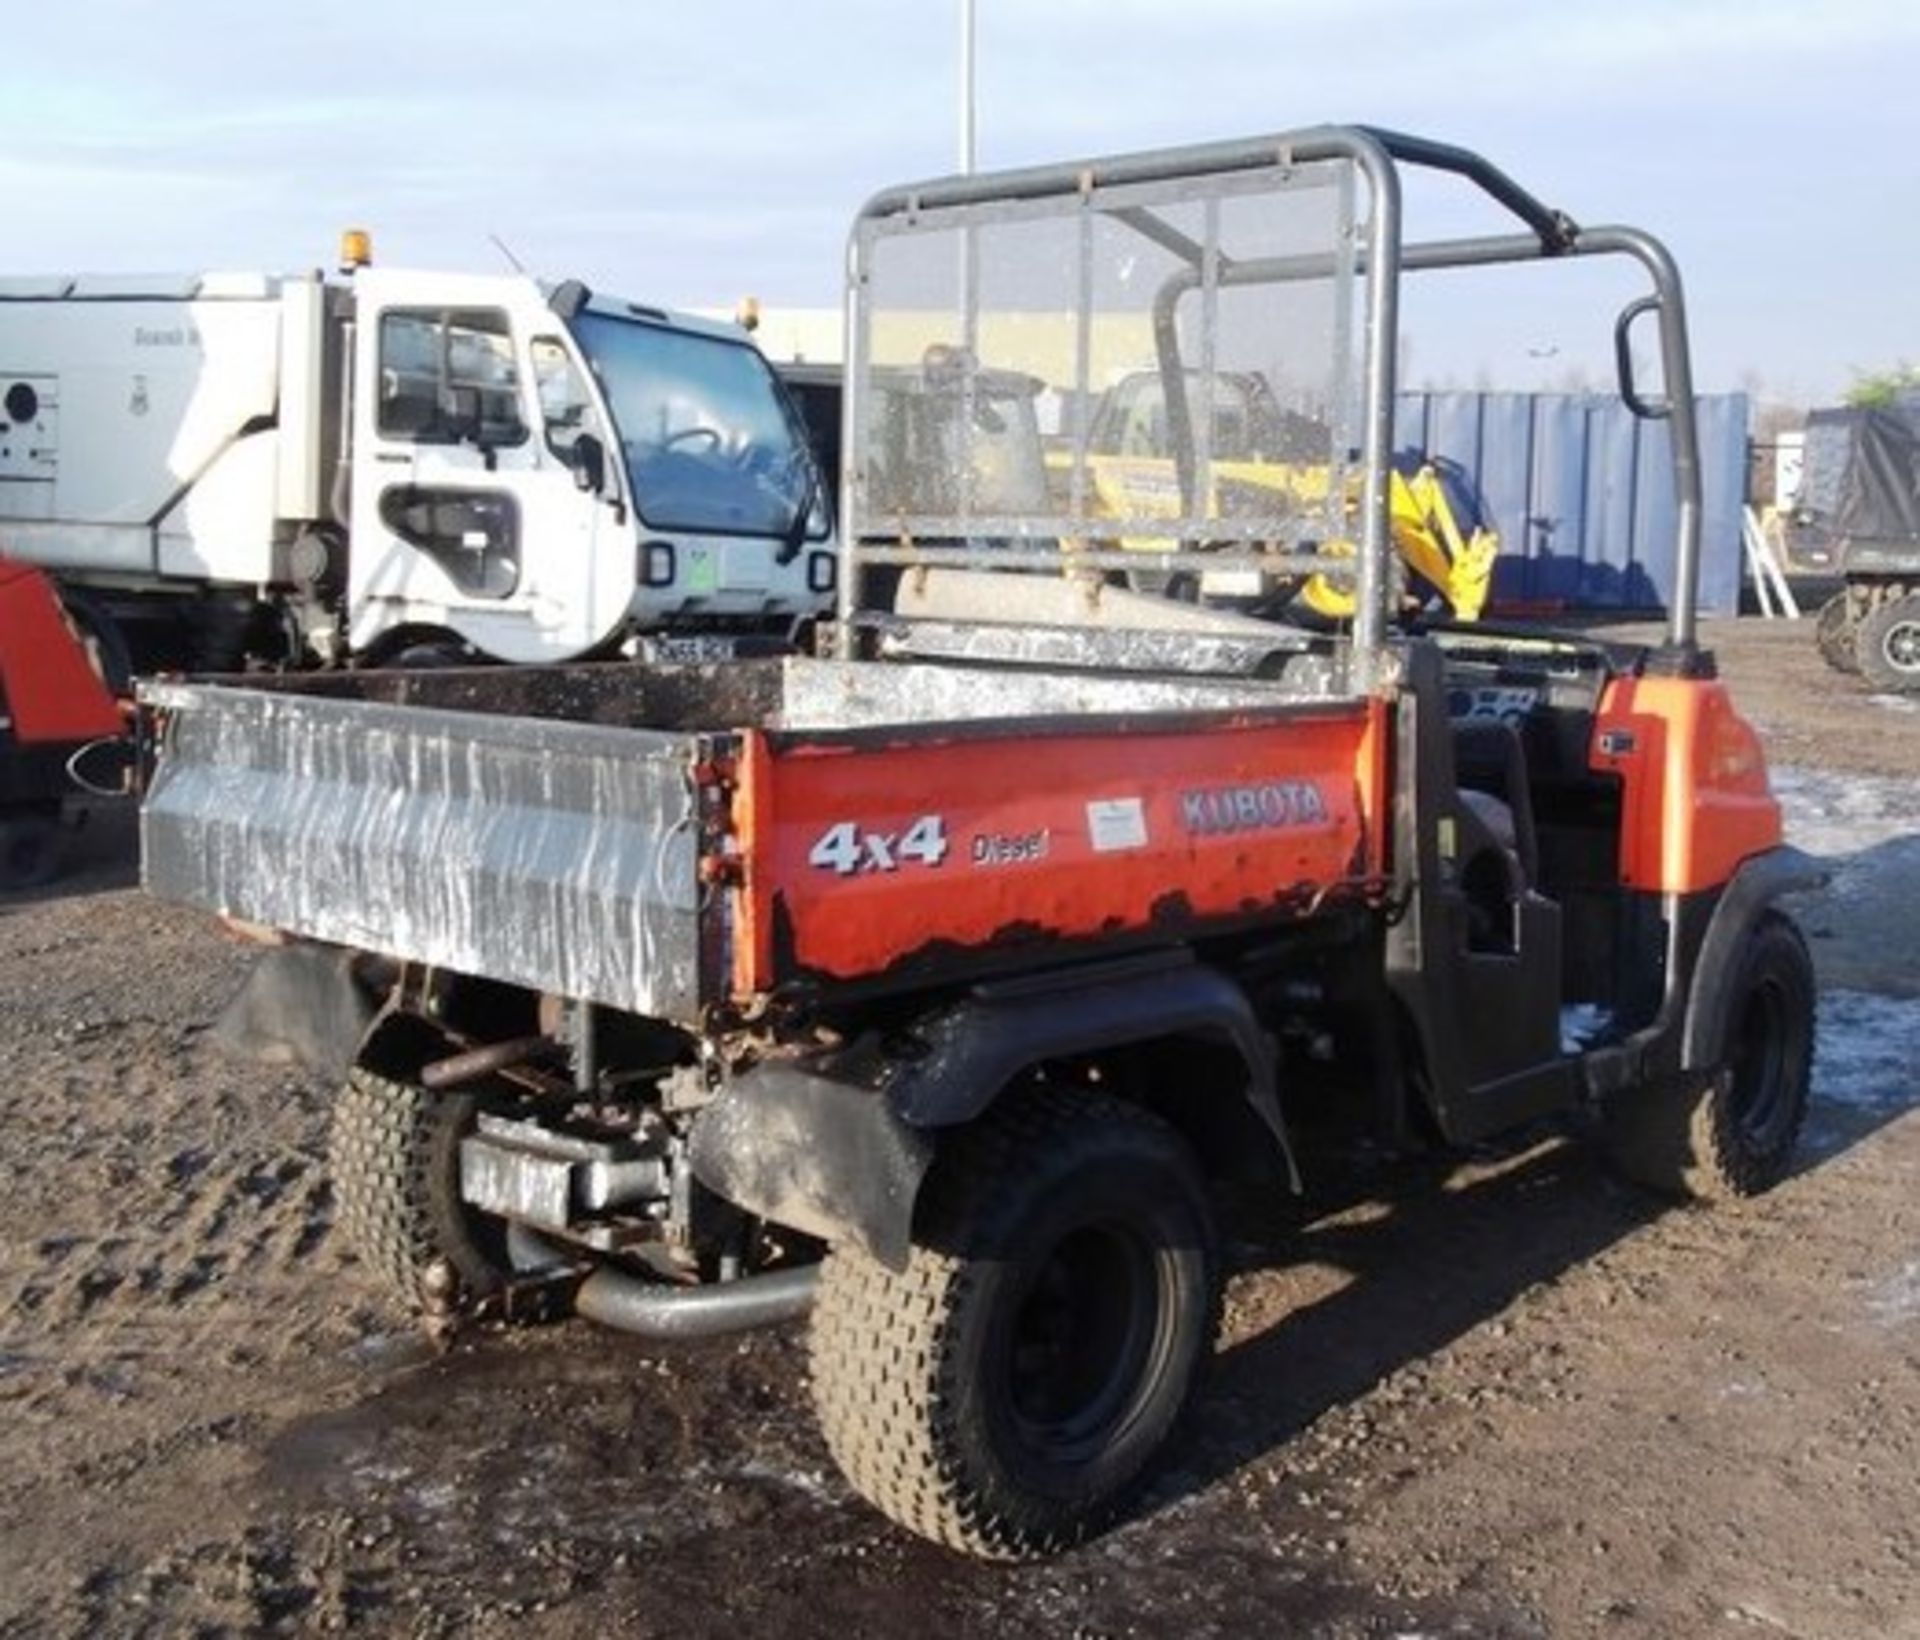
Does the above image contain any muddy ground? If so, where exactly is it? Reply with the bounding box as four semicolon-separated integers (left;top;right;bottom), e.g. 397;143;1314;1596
2;617;1917;1638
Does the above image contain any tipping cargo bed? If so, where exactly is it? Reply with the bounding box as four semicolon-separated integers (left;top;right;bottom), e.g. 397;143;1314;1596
141;681;713;1019
142;653;1381;1024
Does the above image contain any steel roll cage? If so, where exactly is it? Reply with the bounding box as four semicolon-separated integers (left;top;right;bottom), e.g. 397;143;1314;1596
839;123;1704;675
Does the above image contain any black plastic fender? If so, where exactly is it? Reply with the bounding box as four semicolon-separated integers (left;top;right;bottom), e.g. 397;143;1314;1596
688;1063;935;1270
888;953;1292;1164
1680;844;1826;1072
689;952;1293;1270
213;942;382;1081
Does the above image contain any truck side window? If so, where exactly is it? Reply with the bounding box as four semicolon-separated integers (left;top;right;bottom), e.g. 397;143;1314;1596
377;309;528;448
529;337;602;460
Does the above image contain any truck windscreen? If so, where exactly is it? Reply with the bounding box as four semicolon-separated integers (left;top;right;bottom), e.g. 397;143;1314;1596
570;314;826;541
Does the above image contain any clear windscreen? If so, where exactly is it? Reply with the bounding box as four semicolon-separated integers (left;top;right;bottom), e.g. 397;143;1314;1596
850;158;1362;578
571;313;828;541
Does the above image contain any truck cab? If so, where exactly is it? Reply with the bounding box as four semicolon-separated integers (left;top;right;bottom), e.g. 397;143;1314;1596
0;261;836;671
345;270;834;665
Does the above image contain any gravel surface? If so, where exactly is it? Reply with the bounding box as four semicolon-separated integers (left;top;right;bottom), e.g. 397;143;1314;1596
1;615;1916;1638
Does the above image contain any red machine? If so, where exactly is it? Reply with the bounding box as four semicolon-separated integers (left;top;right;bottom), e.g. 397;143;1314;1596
0;558;124;888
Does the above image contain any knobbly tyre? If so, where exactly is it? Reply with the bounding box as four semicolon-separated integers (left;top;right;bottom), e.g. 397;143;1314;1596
139;127;1819;1560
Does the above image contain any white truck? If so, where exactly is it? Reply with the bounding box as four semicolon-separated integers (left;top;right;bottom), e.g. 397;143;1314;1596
0;248;836;672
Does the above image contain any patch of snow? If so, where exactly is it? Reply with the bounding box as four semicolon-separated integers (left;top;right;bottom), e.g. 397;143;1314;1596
1814;991;1920;1112
1865;1261;1920;1327
1869;694;1920;715
1805;989;1920;1152
1771;769;1920;976
1771;765;1920;859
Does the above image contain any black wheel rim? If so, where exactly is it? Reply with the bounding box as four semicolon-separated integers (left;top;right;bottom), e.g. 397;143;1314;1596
1003;1219;1171;1466
1728;976;1795;1148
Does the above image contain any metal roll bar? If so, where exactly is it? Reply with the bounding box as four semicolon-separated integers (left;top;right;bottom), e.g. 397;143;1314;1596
842;123;1705;671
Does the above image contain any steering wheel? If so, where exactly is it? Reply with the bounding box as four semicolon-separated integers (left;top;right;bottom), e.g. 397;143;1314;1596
664;426;724;455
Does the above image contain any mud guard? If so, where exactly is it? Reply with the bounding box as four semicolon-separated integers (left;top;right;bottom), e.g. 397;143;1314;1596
212;943;381;1081
688;1065;935;1270
689;954;1293;1271
1680;844;1827;1072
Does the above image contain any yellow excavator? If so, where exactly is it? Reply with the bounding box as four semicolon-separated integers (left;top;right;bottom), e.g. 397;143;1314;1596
1298;460;1501;621
1076;370;1500;621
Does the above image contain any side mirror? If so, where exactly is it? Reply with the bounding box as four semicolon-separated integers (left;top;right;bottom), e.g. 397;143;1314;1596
571;431;608;495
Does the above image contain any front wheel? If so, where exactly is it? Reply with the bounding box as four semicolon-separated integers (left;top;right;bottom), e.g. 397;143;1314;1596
1601;911;1814;1199
809;1086;1219;1560
1856;592;1920;692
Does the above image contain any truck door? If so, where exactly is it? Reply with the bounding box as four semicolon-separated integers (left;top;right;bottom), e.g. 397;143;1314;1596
346;275;627;664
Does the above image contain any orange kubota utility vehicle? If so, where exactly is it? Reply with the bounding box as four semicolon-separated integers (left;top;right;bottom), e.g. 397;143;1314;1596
140;128;1818;1560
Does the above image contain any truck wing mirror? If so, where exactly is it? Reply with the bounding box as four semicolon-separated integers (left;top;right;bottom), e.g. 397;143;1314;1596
571;432;608;495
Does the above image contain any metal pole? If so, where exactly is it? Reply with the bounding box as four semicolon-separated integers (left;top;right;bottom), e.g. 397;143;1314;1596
956;0;979;536
958;0;977;174
1348;132;1401;686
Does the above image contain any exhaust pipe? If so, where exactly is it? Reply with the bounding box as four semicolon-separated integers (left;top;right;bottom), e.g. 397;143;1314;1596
507;1225;817;1340
576;1264;817;1340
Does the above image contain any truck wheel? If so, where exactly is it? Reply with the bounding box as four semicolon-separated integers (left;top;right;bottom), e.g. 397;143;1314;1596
809;1086;1219;1560
0;810;62;892
1856;593;1920;692
1814;592;1859;675
1602;912;1814;1200
328;1068;510;1312
388;642;468;670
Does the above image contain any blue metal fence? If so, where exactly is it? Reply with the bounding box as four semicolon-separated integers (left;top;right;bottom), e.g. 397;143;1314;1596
1393;392;1748;615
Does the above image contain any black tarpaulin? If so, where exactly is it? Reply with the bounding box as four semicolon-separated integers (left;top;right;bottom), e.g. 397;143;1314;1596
1803;400;1920;549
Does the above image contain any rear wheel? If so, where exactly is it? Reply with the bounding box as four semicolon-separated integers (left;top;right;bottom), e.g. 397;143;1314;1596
328;1068;510;1313
810;1086;1219;1560
1602;912;1814;1199
1814;592;1859;675
1856;592;1920;692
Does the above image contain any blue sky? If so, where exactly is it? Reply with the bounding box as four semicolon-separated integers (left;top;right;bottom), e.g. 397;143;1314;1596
2;0;1914;401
